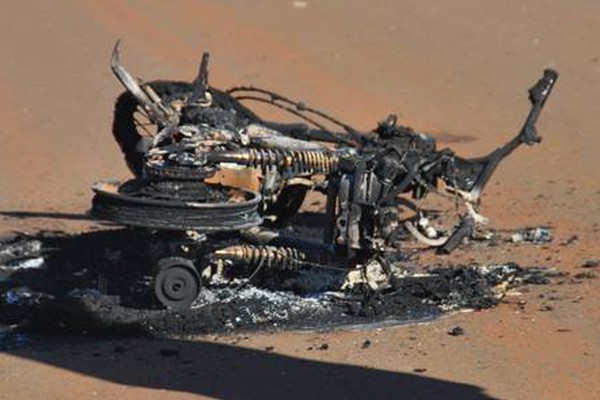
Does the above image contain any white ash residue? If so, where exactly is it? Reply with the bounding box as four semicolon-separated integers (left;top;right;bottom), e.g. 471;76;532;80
191;282;335;328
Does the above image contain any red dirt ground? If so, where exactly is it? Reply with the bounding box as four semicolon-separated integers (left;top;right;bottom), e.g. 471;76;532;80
0;1;599;399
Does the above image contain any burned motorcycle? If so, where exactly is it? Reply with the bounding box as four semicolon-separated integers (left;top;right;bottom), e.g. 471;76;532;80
91;42;557;309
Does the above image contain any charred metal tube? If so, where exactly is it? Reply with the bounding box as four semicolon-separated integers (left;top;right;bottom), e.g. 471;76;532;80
207;148;339;175
188;52;211;106
520;68;559;145
110;41;174;127
438;215;475;255
445;69;558;202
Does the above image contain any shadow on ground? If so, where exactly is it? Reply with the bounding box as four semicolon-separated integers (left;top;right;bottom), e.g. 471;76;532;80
3;335;497;400
0;211;95;222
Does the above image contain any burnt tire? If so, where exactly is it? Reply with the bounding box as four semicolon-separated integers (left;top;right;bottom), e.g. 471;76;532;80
154;257;201;310
90;180;263;231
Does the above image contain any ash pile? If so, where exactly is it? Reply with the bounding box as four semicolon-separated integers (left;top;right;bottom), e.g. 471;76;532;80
0;230;553;338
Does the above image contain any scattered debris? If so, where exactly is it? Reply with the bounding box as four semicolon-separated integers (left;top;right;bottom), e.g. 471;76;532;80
8;257;45;270
361;339;372;349
573;271;597;280
511;227;553;244
3;287;52;306
0;234;42;264
539;305;553;311
519;267;565;285
0;235;45;282
571;296;584;303
447;326;465;336
561;235;578;246
319;343;329;351
581;259;600;269
413;368;427;373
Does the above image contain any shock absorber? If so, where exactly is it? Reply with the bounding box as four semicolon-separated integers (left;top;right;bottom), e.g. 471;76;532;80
213;244;318;271
207;148;339;175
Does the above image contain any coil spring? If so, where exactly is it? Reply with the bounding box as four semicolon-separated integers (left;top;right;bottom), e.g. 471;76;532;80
213;245;313;271
217;148;339;175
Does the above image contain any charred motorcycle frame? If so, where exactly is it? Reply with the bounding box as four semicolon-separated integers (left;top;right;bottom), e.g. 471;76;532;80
91;42;558;309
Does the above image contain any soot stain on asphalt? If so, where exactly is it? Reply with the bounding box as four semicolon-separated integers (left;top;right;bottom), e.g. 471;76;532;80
0;229;555;339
